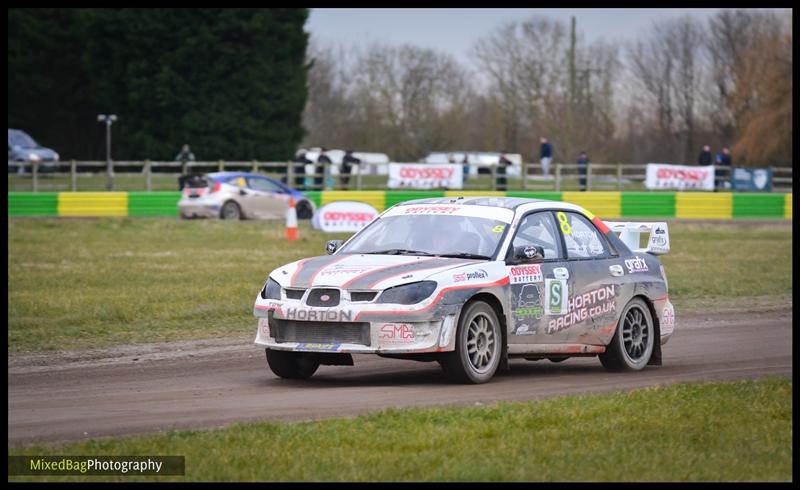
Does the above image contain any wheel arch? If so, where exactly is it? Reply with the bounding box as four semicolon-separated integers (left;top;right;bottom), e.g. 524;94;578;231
220;199;244;220
464;291;510;371
631;294;662;366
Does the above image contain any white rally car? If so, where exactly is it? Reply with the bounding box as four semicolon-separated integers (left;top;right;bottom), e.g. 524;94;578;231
254;197;675;384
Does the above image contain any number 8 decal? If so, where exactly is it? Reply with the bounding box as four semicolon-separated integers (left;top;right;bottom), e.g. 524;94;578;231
557;211;572;235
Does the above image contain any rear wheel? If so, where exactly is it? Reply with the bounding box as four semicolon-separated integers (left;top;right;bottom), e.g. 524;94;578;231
599;298;654;371
295;200;313;220
440;301;502;384
221;201;241;220
265;349;319;379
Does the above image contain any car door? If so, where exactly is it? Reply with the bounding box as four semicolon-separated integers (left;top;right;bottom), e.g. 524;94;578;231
505;211;567;343
244;176;289;218
548;210;623;345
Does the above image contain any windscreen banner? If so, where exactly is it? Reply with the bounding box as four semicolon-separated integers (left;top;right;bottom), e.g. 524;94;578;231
311;201;379;233
645;163;715;191
387;163;463;190
730;167;772;192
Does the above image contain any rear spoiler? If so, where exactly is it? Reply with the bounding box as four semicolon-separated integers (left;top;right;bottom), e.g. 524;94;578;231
603;221;670;255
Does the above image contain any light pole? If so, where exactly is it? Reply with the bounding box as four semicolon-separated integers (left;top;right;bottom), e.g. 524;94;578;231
97;114;117;191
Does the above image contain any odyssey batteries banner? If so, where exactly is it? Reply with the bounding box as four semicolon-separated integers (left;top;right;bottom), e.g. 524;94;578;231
645;163;715;191
311;201;379;232
387;163;463;190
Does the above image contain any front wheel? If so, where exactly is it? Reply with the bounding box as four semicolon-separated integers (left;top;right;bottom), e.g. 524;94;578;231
266;349;319;379
599;298;654;371
295;200;313;220
440;301;502;384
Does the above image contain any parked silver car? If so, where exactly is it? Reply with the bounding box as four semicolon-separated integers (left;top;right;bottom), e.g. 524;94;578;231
8;129;60;173
178;171;315;220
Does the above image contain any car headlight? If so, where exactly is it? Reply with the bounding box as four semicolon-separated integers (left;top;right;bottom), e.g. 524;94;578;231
53;152;60;161
260;278;281;300
378;281;437;305
28;153;41;162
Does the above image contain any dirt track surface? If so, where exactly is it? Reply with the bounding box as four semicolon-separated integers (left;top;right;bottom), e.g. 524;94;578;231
8;307;792;446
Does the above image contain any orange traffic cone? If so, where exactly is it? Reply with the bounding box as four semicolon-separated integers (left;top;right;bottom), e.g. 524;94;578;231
285;197;298;240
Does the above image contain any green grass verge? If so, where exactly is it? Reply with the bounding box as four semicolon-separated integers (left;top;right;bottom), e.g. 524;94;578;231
8;218;792;352
8;378;792;481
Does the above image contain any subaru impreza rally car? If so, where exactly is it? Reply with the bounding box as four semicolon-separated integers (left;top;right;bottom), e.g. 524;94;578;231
254;197;675;384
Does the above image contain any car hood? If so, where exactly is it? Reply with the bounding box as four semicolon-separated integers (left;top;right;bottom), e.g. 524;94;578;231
271;254;486;290
11;147;57;159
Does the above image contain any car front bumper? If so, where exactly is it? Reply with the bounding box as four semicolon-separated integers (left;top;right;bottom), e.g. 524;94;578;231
253;301;462;354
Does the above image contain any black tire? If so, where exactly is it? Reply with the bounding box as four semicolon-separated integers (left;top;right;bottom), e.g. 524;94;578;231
295;200;313;220
440;301;502;384
599;297;654;372
220;201;242;220
265;349;319;379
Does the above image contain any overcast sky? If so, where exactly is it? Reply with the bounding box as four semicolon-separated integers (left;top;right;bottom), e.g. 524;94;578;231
306;8;732;67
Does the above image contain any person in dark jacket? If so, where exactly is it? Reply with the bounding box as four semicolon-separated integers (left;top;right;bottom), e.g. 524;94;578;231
496;152;512;191
576;151;589;191
539;137;553;176
698;145;713;166
341;149;361;189
291;149;311;189
716;147;732;166
315;148;332;190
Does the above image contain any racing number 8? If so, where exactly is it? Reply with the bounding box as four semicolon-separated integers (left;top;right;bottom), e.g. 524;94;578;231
557;212;572;235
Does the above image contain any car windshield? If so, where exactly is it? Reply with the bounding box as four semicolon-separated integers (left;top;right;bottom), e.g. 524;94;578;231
338;214;509;259
8;130;38;148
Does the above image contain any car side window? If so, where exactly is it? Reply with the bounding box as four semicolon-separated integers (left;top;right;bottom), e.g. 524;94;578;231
556;211;608;259
248;177;282;193
511;212;562;259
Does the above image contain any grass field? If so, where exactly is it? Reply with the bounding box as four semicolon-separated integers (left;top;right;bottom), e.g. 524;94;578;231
8;378;792;481
8;218;792;352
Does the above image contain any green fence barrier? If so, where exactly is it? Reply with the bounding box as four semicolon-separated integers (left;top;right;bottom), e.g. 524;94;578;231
128;192;182;217
621;192;677;218
8;192;59;216
732;193;787;219
6;191;793;220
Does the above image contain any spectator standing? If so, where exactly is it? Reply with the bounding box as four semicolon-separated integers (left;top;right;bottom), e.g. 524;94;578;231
175;144;195;173
291;149;311;189
716;147;732;167
341;149;361;189
496;152;512;191
715;147;733;191
698;145;713;166
576;151;589;191
462;153;470;180
539;137;553;176
316;147;332;190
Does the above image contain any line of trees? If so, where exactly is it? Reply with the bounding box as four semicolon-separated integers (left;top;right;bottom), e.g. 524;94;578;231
302;9;792;167
8;8;310;161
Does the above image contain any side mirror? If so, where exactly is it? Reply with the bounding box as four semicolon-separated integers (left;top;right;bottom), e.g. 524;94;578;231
325;240;344;255
512;245;545;263
239;189;247;196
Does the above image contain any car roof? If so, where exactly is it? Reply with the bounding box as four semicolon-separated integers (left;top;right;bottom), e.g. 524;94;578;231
394;196;553;210
207;171;278;181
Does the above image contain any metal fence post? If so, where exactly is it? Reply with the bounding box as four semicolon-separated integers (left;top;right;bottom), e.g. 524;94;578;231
617;162;623;191
554;163;561;192
521;160;528;191
71;160;77;191
32;161;38;192
586;164;592;191
490;164;497;191
145;160;152;192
